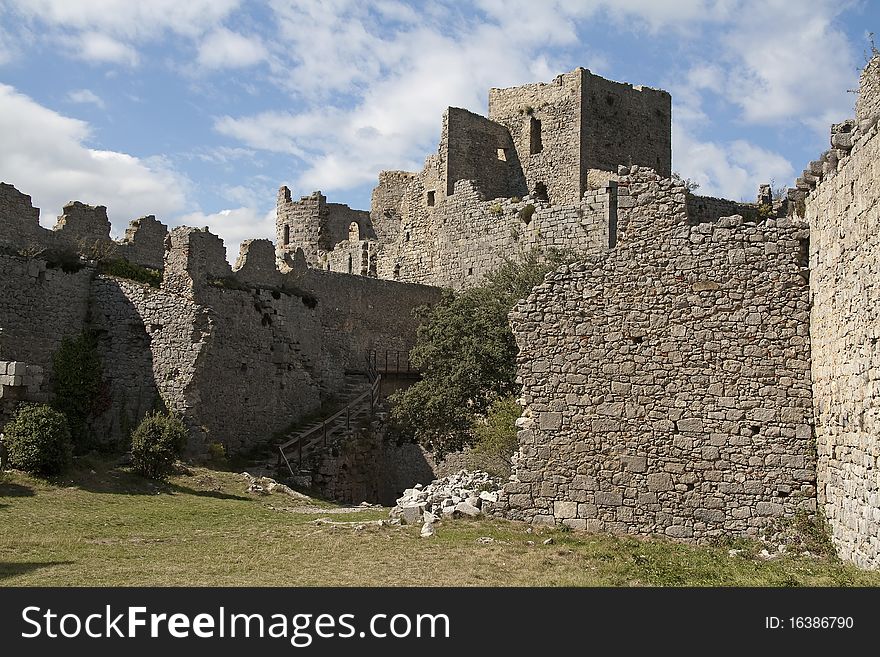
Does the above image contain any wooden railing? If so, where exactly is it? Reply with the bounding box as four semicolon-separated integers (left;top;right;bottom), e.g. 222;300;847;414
367;349;415;375
278;363;382;475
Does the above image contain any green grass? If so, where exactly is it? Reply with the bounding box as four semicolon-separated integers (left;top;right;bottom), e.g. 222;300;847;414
2;460;879;587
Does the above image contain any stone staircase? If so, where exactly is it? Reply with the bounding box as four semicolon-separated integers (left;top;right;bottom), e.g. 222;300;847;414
276;369;382;476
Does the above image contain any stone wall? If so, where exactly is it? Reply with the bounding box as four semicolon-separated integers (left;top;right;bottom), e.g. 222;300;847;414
687;193;756;224
808;75;880;568
582;73;671;178
445;107;525;200
152;228;441;454
855;54;880;130
489;69;585;205
374;179;613;289
89;276;199;447
0;253;92;392
0;183;43;250
117;215;167;270
275;188;324;267
370;170;413;244
499;168;815;541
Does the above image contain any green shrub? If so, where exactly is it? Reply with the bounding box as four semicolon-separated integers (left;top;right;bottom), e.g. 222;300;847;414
130;411;188;480
518;204;536;223
207;441;227;465
3;404;72;475
52;331;103;449
472;395;521;478
97;258;162;287
489;202;503;216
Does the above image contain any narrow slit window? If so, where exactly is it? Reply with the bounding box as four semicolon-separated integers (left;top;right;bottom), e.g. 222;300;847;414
427;190;436;206
347;254;353;274
529;116;543;154
283;224;290;245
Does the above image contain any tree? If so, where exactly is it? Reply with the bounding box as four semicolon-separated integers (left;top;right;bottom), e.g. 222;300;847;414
389;249;576;457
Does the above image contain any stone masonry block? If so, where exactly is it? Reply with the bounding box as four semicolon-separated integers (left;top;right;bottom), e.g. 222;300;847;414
554;500;578;519
646;473;674;491
595;491;623;506
539;412;562;430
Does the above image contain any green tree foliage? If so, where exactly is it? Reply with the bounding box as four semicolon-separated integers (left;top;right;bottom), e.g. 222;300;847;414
472;395;521;478
130;411;188;480
390;249;576;457
3;403;72;475
52;331;103;449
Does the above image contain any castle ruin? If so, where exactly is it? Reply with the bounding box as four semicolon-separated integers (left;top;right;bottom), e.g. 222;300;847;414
1;62;878;568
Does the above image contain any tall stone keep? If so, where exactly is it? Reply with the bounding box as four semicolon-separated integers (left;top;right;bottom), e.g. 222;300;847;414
489;68;671;204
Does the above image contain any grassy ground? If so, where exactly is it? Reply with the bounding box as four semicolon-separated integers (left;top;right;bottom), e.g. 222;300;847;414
2;458;879;587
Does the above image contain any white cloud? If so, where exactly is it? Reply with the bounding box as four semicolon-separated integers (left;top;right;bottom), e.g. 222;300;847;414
71;32;139;66
0;83;188;232
177;207;275;262
4;0;242;69
673;128;794;200
724;3;857;128
196;28;268;70
671;0;858;132
67;88;105;109
221;1;615;194
4;0;240;39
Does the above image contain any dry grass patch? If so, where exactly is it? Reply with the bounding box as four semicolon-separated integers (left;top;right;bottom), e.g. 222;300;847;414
2;460;879;587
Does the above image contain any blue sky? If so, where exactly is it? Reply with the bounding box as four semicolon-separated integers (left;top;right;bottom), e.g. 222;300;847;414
0;0;877;259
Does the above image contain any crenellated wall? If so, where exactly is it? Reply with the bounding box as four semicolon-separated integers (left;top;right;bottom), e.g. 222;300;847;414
0;187;440;454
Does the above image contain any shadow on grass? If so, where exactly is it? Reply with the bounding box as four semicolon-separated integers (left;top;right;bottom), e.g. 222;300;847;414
0;561;73;581
166;483;249;501
0;481;35;498
43;463;249;501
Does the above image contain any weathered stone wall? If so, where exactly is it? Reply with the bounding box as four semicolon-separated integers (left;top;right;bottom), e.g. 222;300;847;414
323;203;374;250
582;73;671;178
489;69;584;205
855;54;880;130
0;183;43;250
117;215;167;270
51;201;114;256
808;80;880;568
445;107;526;200
0;253;92;391
499;168;815;541
153;228;441;454
374;179;614;289
687;193;755;224
89;276;198;447
370;170;414;244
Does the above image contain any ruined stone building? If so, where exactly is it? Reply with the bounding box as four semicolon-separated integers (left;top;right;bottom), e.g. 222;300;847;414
0;62;878;568
275;68;671;289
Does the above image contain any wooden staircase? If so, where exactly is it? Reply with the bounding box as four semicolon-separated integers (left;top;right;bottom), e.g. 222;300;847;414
277;362;381;476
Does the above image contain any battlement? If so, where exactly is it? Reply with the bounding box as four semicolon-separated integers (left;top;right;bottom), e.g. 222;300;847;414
0;182;167;269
